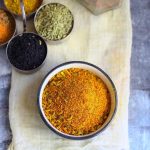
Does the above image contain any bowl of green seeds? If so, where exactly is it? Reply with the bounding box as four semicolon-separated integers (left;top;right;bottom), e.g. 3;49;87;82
34;3;74;42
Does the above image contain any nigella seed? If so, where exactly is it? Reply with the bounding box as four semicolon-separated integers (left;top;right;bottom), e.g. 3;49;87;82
7;33;47;71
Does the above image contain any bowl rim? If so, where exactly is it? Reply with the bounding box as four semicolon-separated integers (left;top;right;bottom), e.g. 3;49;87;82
37;61;118;140
0;8;16;47
6;32;47;73
34;2;74;42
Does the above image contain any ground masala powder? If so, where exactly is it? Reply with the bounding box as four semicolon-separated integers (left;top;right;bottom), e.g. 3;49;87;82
0;9;15;44
4;0;42;15
42;68;111;135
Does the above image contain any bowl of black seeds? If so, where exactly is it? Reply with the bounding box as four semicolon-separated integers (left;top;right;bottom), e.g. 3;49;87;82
6;32;47;73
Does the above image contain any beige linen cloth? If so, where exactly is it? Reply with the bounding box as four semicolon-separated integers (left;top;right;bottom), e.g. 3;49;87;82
8;0;132;149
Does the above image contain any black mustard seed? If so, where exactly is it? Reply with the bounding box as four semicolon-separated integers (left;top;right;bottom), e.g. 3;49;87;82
7;33;47;71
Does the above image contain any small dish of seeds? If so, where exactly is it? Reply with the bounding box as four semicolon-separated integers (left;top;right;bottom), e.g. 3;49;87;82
34;3;74;42
6;33;47;73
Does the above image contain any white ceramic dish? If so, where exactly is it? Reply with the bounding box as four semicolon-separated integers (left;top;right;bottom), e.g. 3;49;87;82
38;61;117;139
4;0;43;18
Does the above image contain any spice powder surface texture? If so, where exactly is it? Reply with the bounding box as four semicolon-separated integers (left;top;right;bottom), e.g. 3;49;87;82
4;0;42;15
42;68;111;135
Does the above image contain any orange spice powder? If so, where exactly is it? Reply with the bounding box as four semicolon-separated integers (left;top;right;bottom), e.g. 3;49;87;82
42;68;111;135
0;9;15;44
4;0;42;15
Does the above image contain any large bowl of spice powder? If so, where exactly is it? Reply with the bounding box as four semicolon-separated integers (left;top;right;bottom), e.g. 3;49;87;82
38;61;117;139
0;8;16;46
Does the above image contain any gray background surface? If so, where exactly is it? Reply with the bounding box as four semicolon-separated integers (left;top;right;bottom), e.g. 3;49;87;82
0;0;150;149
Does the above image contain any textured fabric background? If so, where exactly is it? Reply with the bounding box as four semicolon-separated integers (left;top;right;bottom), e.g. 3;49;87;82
8;0;132;149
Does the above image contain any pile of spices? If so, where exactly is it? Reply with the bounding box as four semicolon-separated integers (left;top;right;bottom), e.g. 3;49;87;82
7;33;47;71
42;68;111;135
4;0;42;15
0;9;15;45
35;3;73;40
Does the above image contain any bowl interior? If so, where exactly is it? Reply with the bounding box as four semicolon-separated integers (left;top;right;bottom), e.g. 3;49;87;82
39;62;117;138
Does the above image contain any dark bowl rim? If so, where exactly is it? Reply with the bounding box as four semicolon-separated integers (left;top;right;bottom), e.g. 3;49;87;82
37;61;118;140
6;32;47;73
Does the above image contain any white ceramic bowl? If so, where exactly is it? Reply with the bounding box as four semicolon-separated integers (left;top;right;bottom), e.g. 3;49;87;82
38;61;117;139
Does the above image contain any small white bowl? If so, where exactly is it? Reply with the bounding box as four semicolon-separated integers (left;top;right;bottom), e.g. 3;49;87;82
38;61;117;139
